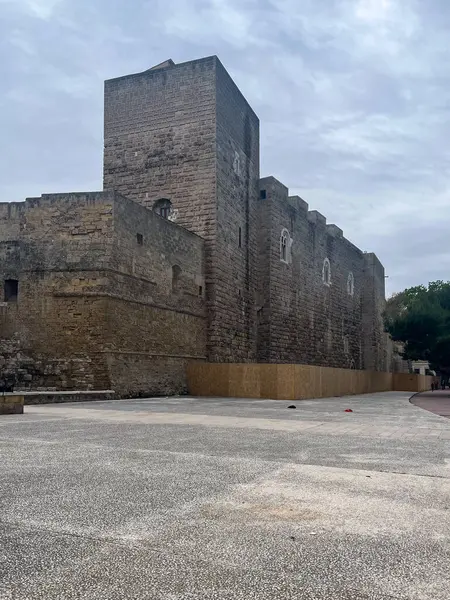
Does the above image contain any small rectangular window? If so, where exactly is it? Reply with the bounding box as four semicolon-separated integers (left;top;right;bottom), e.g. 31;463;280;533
343;336;349;354
136;233;143;246
4;279;18;303
238;227;242;248
260;189;266;200
198;286;203;297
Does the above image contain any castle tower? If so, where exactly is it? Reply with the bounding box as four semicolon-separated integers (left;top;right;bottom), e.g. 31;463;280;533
104;56;260;361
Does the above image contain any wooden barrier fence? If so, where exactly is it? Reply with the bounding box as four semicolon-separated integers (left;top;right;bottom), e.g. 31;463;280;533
186;363;432;400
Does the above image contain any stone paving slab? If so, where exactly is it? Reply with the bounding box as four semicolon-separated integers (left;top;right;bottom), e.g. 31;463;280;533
0;392;449;599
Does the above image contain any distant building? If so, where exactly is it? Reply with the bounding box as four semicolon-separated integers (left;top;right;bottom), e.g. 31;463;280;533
391;342;433;375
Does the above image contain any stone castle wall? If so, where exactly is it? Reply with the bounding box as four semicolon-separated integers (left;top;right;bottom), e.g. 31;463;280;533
0;193;205;394
103;57;217;239
104;56;260;362
212;60;259;361
257;177;374;369
0;54;389;396
361;252;389;371
104;57;218;369
257;177;388;371
0;193;114;389
104;193;206;396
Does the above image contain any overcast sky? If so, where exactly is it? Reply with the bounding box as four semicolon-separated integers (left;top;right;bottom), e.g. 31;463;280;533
1;0;449;295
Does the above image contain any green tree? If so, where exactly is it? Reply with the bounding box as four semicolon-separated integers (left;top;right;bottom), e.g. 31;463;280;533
384;281;450;374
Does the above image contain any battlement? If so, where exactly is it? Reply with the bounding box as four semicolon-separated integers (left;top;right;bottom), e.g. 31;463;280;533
288;195;309;213
326;224;343;238
307;210;327;226
259;176;360;248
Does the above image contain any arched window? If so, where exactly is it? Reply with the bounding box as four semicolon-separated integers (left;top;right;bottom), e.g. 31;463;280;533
153;198;172;219
280;228;291;263
347;272;355;296
322;258;331;286
172;265;182;293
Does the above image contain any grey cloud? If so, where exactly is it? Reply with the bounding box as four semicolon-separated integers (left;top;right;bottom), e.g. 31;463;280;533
0;0;449;293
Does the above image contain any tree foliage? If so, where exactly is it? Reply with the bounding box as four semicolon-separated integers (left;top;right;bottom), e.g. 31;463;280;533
384;281;450;373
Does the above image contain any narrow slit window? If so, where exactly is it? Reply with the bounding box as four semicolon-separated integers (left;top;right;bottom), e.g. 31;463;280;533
343;336;349;354
233;151;241;176
136;233;143;246
172;265;182;293
281;236;287;261
238;227;242;248
4;279;18;303
347;272;355;296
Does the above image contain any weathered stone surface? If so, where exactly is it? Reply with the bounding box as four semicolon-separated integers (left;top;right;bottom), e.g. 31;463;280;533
23;391;114;405
256;177;388;371
0;54;388;397
104;56;259;362
0;394;23;414
0;192;205;396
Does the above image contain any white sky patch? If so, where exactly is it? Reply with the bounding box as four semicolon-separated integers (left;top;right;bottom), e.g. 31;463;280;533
355;0;392;21
163;0;270;49
0;0;64;19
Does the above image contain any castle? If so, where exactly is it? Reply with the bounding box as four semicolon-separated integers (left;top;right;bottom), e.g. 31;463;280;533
0;56;388;396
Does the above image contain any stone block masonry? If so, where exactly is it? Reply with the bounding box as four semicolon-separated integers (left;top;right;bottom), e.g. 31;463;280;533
104;56;260;363
0;54;389;397
0;192;205;396
0;394;24;414
213;61;259;362
256;177;388;371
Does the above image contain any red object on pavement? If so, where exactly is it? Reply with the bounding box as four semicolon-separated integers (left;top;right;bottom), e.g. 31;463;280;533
344;409;353;413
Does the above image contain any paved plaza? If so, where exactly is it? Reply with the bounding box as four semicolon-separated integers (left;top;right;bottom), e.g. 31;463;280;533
1;392;449;599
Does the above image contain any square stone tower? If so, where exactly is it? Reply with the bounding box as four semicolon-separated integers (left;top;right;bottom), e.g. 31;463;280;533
104;56;260;361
